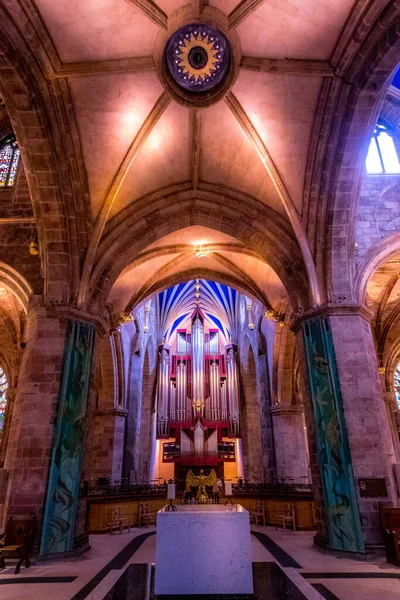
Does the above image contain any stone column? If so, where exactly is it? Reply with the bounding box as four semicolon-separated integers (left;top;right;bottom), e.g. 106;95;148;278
2;303;100;556
91;407;128;485
271;405;309;482
90;330;127;485
2;306;69;530
295;305;397;555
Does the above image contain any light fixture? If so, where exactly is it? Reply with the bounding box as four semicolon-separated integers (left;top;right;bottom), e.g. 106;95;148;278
194;244;209;258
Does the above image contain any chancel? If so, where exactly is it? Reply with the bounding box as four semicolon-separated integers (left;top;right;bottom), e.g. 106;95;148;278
2;1;400;599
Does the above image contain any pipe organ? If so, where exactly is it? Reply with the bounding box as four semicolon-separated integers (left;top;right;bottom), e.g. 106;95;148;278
155;308;240;469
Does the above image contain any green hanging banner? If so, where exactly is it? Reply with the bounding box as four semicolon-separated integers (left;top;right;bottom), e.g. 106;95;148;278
302;316;365;553
40;321;95;556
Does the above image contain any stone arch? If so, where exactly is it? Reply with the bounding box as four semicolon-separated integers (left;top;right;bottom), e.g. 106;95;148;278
355;232;400;304
325;19;400;302
0;262;32;312
87;188;310;314
0;5;90;302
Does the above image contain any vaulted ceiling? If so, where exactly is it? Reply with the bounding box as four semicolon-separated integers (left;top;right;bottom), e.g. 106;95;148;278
34;0;337;222
2;0;394;315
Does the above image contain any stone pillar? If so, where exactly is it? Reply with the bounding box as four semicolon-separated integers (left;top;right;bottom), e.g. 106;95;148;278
2;306;69;530
91;407;128;485
271;406;309;482
90;330;127;485
110;329;126;409
2;304;100;556
295;306;397;555
246;301;254;330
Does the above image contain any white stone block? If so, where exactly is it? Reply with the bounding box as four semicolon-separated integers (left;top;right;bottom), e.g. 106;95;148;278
155;504;253;595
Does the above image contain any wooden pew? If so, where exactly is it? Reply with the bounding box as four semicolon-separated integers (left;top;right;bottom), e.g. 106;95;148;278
379;504;400;566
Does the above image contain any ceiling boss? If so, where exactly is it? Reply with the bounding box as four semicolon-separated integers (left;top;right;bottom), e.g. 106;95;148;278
164;23;231;99
178;32;220;83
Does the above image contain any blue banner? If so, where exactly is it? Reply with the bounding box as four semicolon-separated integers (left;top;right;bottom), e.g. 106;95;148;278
40;321;94;555
302;317;365;552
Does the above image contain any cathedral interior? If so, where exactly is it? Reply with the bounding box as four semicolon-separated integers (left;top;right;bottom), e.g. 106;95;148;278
2;0;400;599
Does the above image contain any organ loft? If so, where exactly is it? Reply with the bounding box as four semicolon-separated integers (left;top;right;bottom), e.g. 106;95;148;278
152;280;246;486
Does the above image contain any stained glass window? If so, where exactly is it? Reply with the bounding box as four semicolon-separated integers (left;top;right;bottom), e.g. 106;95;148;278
0;135;20;187
395;363;400;409
0;366;8;441
366;122;400;174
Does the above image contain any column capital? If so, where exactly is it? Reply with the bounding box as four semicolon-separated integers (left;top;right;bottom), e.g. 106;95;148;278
27;297;107;335
270;404;304;416
291;303;373;333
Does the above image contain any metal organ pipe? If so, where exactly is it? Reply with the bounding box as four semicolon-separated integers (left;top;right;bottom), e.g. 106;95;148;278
192;314;205;418
176;361;187;422
221;380;228;421
209;360;220;421
156;345;170;437
226;344;240;436
169;379;176;422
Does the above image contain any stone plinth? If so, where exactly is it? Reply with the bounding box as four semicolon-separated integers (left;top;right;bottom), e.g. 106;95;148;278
155;504;253;596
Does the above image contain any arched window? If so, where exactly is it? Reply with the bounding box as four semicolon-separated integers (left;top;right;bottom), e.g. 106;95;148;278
394;363;400;409
0;366;8;441
0;135;20;187
366;122;400;174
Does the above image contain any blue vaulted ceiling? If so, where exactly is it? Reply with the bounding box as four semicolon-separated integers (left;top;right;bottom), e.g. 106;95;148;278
157;280;238;345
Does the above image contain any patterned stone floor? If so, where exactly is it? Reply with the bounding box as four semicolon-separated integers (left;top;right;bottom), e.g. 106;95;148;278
0;527;399;599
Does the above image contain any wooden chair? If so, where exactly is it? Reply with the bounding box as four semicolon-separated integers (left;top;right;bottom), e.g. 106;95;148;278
249;501;265;526
138;502;156;528
106;507;130;534
0;514;36;574
379;504;400;566
275;503;296;532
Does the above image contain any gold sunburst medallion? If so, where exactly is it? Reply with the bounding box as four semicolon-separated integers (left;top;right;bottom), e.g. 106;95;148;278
177;33;220;82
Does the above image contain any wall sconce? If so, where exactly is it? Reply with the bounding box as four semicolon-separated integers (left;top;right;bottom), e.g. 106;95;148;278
29;231;39;255
378;366;386;375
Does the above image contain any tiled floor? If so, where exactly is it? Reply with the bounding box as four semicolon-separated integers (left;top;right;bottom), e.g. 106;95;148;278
0;527;399;599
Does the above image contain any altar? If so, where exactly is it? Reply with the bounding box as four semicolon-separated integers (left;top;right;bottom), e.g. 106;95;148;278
155;503;253;596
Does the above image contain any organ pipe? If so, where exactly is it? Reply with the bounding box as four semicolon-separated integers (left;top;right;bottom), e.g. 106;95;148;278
209;360;220;421
221;380;228;421
226;344;240;436
156;345;170;437
177;361;187;422
192;313;205;418
169;380;176;422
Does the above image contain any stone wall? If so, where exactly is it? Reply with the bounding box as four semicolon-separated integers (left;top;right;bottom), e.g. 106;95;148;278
356;175;400;262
